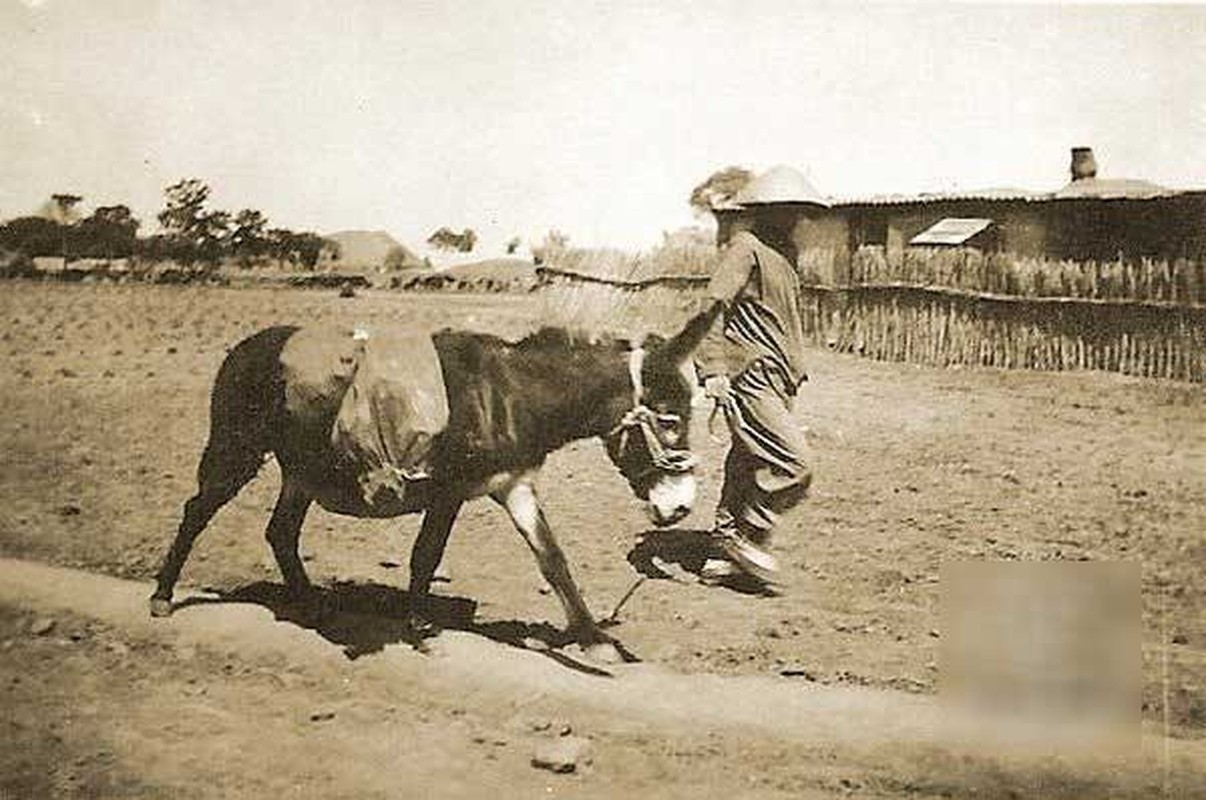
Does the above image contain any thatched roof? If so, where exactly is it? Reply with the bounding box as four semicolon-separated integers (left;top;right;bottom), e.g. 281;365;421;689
732;165;830;208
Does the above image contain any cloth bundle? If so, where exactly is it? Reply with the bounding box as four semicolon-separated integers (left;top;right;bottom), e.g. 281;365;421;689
331;328;450;508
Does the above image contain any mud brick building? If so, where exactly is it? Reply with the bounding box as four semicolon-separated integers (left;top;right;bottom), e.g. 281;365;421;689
715;149;1206;283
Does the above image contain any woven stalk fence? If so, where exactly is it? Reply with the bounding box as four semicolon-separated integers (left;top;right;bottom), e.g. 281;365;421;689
848;247;1206;304
534;247;713;336
802;285;1206;382
535;247;1206;381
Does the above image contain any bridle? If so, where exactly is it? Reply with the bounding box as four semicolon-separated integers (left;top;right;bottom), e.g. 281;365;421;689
607;347;698;479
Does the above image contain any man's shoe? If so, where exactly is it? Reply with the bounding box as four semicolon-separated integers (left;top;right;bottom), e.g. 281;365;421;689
698;557;740;585
714;529;780;585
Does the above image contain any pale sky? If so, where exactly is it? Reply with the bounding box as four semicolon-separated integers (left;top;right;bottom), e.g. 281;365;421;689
3;1;1204;255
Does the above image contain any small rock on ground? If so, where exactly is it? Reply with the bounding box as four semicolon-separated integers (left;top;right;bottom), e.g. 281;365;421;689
531;735;592;774
30;617;57;636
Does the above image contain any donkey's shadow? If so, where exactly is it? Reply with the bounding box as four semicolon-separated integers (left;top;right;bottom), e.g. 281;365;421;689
173;581;626;675
167;528;768;672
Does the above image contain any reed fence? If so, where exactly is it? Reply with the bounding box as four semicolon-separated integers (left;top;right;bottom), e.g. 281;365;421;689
848;247;1206;304
535;246;1206;382
803;285;1206;382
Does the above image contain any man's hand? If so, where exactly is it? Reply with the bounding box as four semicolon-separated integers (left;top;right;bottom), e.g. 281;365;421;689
703;374;731;401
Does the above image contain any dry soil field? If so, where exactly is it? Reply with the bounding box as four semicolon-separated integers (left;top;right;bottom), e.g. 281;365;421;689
1;281;1204;798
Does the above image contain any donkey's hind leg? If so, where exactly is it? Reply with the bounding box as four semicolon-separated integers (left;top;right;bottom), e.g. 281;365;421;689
150;440;262;616
264;476;314;598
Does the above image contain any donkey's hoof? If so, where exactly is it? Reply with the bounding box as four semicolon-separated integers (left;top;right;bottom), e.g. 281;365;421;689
149;597;173;618
407;614;442;640
580;640;624;666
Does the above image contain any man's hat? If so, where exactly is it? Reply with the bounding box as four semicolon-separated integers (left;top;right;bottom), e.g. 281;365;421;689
732;165;830;208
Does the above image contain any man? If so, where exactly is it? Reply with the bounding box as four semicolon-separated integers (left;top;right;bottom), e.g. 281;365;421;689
695;169;823;586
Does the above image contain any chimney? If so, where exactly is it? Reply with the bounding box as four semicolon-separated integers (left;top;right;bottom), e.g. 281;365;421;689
1070;147;1098;182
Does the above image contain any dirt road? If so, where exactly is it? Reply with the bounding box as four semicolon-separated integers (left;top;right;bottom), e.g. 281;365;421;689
3;557;1203;798
2;282;1204;796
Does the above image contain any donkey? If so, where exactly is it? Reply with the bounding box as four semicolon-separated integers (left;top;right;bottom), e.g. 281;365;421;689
149;305;719;661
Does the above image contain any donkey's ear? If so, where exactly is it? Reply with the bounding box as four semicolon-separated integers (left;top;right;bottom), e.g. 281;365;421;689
659;301;721;364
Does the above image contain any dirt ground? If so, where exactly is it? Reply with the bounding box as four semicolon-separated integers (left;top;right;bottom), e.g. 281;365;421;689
1;281;1204;797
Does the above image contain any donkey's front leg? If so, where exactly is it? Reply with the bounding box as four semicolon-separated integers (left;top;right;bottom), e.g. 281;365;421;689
407;496;462;639
493;478;623;664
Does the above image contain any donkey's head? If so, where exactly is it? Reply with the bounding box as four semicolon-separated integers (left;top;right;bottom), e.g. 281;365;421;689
601;304;720;527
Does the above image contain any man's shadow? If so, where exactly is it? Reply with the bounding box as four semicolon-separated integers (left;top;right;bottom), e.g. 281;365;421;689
626;528;777;596
172;580;630;677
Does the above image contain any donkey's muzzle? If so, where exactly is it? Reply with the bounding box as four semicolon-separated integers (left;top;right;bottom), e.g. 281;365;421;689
646;473;696;527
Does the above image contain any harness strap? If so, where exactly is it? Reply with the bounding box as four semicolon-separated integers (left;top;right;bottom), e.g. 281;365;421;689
611;344;697;477
627;346;645;407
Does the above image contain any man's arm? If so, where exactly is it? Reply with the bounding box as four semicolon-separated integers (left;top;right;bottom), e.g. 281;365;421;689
695;232;755;381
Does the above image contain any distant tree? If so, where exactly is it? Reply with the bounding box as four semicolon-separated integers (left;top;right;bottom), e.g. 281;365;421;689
0;216;64;257
531;229;569;265
89;204;139;230
263;228;331;269
158;179;208;234
229;208;269;266
133;180;333;271
266;228;293;264
427;226;477;253
290;232;328;269
157;179;228;266
134;233;181;263
427;227;455;251
76;204;140;258
505;236;522;256
196;210;231;265
688;166;754;216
